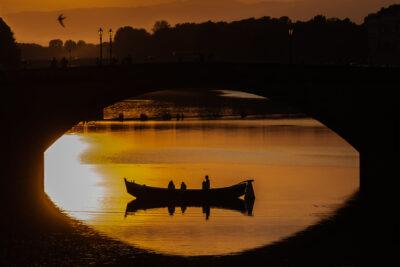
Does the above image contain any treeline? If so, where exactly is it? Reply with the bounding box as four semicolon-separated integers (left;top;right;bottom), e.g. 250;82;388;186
18;39;99;61
114;16;367;65
2;13;372;68
19;16;368;64
18;15;367;65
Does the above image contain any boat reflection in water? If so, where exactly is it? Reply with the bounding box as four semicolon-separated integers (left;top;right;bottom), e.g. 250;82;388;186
124;178;255;219
125;197;255;219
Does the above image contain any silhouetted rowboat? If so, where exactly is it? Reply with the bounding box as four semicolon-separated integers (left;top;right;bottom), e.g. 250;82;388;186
124;178;254;201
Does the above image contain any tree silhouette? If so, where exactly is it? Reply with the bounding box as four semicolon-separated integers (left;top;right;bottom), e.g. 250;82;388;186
152;20;171;33
49;39;63;49
76;40;86;49
114;26;150;59
64;40;77;60
48;39;64;59
0;17;20;69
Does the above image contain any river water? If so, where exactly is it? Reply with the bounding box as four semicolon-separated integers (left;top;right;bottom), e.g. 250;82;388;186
45;118;358;256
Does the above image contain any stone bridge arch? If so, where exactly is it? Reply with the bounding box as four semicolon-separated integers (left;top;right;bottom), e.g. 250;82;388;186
1;62;399;227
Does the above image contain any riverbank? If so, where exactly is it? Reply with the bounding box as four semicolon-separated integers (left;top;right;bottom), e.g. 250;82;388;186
2;191;363;266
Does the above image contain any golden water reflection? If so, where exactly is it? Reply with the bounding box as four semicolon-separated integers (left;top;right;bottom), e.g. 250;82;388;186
45;119;359;256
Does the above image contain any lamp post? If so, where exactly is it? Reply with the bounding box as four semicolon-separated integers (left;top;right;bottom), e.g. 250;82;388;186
99;27;103;65
288;27;294;64
109;29;113;65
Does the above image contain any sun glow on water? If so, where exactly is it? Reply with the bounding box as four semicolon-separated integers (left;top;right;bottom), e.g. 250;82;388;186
45;134;106;220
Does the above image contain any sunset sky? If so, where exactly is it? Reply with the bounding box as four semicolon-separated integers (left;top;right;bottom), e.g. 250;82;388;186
1;0;398;44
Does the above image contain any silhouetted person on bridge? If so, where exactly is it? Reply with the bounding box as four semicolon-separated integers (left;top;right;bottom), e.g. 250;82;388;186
50;57;58;69
60;57;68;68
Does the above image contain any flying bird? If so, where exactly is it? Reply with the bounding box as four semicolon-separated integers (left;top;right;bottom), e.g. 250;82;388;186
57;14;66;27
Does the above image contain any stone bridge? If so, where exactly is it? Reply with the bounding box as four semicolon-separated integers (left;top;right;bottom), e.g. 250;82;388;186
1;62;399;228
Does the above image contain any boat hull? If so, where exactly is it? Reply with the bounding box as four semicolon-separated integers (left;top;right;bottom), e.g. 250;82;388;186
124;179;247;201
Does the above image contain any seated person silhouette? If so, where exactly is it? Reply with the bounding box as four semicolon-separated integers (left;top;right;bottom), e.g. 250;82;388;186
180;182;187;190
168;180;175;190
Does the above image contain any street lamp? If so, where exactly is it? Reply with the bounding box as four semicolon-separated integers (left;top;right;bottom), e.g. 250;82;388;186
109;29;113;65
99;27;103;65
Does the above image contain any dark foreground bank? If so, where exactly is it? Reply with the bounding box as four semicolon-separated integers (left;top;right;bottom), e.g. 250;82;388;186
2;191;381;266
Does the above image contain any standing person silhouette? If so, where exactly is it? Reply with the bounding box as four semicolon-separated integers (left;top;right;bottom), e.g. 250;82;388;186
50;57;58;69
204;175;210;190
60;57;68;68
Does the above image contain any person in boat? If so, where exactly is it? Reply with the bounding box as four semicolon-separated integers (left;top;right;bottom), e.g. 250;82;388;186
205;175;210;190
180;182;187;190
168;180;175;190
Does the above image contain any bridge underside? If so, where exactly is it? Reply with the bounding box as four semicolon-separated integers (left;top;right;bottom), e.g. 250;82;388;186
0;63;399;264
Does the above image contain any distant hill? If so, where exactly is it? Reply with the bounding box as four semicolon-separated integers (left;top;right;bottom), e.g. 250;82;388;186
2;0;394;45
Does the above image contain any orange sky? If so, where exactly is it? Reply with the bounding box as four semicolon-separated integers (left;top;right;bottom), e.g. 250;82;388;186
1;1;285;14
0;0;172;14
1;0;398;45
0;0;397;14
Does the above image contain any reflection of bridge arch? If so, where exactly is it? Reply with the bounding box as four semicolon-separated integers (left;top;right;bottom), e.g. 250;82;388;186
1;62;399;226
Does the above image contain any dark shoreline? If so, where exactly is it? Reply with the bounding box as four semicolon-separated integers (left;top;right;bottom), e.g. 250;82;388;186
2;191;362;266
